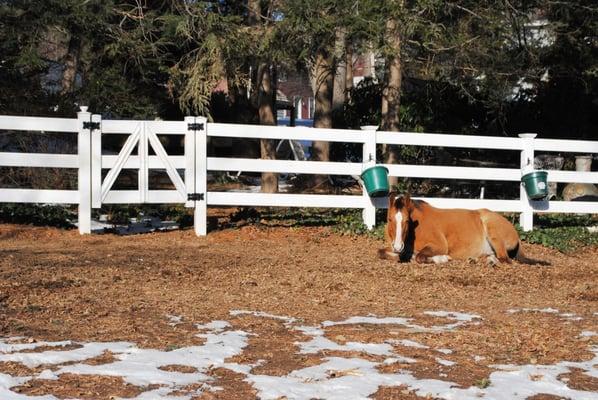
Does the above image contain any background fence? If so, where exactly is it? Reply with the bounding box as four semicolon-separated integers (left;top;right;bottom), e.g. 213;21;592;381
1;108;597;236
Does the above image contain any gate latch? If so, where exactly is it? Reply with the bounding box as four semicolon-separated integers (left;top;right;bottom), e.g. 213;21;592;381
83;121;101;131
187;193;205;201
187;123;205;131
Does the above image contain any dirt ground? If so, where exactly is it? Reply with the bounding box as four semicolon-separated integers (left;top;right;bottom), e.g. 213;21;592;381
0;221;597;399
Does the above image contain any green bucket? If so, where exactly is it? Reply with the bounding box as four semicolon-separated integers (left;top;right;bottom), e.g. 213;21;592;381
521;170;548;200
361;166;390;197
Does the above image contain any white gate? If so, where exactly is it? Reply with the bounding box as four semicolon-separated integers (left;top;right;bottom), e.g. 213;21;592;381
85;113;208;235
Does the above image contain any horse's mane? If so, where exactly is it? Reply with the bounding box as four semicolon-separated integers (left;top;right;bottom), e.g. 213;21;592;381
412;199;427;210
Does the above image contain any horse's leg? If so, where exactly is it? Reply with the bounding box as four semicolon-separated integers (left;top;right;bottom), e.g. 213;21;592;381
414;235;450;264
415;247;451;264
480;211;520;264
378;247;400;261
485;231;511;264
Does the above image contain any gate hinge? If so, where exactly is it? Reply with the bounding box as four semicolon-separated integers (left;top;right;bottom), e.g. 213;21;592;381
187;193;205;201
187;122;205;131
83;121;101;131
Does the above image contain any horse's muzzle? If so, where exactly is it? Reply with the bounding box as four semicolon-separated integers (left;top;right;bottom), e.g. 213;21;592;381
393;242;405;254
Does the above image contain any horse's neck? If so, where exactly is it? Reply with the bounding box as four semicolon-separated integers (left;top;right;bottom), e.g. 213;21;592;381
410;201;434;222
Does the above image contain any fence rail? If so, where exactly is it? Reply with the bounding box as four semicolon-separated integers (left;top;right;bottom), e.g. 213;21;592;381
1;109;597;235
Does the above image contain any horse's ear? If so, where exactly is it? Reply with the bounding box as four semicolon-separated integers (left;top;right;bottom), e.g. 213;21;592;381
403;193;412;209
388;191;398;208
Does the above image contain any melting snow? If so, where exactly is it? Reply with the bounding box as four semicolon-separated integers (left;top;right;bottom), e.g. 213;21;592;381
383;355;417;364
0;340;73;354
391;339;429;349
196;320;231;332
322;311;481;333
0;342;133;368
507;308;583;321
508;307;560;314
322;316;413;327
230;310;297;325
0;309;596;400
436;357;456;367
423;311;481;321
166;314;183;327
298;336;395;357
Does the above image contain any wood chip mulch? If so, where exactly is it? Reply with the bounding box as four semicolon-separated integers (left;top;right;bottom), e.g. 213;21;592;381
0;223;596;399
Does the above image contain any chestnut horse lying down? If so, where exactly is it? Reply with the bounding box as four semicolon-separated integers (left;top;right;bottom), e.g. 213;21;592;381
379;193;543;265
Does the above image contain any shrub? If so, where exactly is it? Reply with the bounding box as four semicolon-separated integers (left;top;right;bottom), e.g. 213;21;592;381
0;204;76;228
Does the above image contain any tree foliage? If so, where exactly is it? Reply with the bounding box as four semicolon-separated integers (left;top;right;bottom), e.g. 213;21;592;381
0;0;595;139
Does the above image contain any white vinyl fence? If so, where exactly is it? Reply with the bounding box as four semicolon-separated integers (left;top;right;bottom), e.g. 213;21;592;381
1;108;597;235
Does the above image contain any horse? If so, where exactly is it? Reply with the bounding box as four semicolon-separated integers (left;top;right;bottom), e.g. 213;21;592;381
378;193;543;265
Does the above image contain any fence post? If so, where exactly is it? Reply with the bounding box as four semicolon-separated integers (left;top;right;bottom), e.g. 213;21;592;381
184;116;196;208
361;127;377;229
77;107;92;234
194;117;208;236
519;133;537;231
91;113;102;208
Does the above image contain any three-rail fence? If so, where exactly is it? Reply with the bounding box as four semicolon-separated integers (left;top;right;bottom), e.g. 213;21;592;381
1;108;597;235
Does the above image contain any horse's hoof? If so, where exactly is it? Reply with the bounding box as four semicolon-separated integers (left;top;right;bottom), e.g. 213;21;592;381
430;255;451;264
415;254;428;263
415;254;450;264
486;255;499;266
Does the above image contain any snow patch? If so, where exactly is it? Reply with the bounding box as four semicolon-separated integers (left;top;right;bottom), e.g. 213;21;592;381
0;341;133;368
166;314;183;327
383;355;417;364
1;313;597;400
436;358;456;367
391;339;429;349
195;321;231;332
0;340;73;354
507;307;560;314
322;315;413;328
423;311;481;321
297;336;395;357
507;308;583;321
230;310;297;325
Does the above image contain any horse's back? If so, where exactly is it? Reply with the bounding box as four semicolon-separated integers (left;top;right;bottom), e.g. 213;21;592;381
424;206;486;234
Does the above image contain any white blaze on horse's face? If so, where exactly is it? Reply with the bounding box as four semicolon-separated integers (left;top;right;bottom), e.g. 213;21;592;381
393;211;404;253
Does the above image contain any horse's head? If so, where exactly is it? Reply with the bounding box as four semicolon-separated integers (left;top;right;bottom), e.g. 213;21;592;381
386;192;413;254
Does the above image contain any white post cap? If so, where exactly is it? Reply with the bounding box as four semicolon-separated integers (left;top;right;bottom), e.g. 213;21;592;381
518;133;537;139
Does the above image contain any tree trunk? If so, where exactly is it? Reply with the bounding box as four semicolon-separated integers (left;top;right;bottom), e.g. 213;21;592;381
247;0;261;110
247;0;278;193
345;40;354;102
311;48;334;188
381;18;402;188
257;63;278;193
61;38;80;95
332;30;346;124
